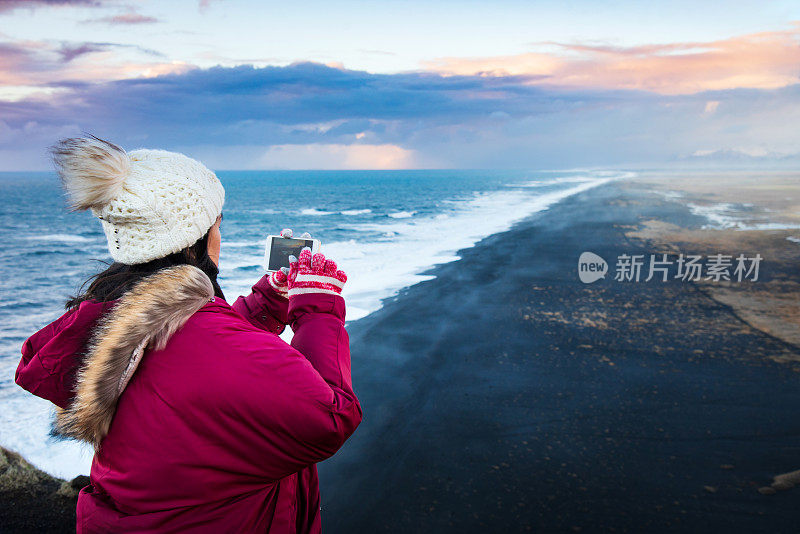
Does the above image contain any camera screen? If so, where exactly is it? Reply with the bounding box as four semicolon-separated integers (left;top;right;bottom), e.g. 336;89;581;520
268;238;314;271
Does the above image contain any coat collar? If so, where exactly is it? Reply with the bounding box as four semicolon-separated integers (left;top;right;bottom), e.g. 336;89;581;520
55;264;215;449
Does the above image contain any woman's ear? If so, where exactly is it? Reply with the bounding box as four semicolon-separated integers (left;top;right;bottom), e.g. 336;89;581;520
206;216;222;267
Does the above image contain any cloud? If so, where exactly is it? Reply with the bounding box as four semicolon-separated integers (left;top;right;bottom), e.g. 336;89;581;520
425;24;800;95
703;100;719;114
45;62;561;132
0;0;101;13
198;0;219;11
258;143;416;170
0;61;798;170
84;12;160;25
0;37;181;87
358;49;397;57
684;148;800;166
1;0;160;25
57;42;108;62
175;141;419;170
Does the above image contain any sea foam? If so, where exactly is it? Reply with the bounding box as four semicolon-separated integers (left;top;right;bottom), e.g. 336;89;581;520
26;234;97;243
325;174;618;321
687;202;800;231
341;209;372;215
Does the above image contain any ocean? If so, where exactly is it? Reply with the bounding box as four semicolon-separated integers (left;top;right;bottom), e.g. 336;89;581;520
0;168;627;479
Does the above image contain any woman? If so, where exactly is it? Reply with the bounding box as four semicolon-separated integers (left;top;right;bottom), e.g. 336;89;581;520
15;136;362;533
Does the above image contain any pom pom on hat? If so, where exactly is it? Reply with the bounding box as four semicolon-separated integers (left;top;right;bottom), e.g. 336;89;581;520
51;135;131;212
49;135;225;265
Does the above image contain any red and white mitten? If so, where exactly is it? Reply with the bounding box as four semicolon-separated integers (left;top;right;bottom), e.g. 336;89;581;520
267;228;312;299
287;247;347;297
267;267;289;299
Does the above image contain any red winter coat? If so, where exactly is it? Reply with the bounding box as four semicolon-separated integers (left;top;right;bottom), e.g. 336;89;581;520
15;266;362;533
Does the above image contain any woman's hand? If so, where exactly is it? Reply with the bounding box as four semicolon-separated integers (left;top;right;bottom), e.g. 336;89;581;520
267;268;290;299
287;247;347;297
268;228;313;299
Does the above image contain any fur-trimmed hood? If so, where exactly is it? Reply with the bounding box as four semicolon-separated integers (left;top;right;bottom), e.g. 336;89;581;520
55;264;215;448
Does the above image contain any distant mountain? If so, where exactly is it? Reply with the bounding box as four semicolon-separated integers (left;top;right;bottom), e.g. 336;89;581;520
675;149;800;168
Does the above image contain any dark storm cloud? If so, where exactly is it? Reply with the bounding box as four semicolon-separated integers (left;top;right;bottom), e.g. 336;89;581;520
1;61;798;169
9;62;607;135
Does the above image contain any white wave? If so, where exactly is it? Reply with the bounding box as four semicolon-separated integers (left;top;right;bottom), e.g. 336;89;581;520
0;309;71;337
511;171;637;188
513;176;592;187
220;172;623;323
217;246;266;301
387;211;415;219
688;202;800;231
687;203;741;229
742;222;800;230
220;252;262;273
221;240;257;248
341;209;372;215
594;170;637;179
301;208;335;216
0;393;94;480
25;234;96;243
325;173;621;321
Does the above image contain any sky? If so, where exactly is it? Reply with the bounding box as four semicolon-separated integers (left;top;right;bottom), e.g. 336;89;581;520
0;0;798;170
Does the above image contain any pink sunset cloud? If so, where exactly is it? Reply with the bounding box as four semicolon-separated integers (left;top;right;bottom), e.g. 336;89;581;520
424;24;800;95
84;12;160;25
0;37;193;90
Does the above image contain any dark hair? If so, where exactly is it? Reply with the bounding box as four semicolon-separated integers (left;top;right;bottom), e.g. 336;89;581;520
66;230;225;310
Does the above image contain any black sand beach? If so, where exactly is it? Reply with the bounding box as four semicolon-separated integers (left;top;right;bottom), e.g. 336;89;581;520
320;182;800;533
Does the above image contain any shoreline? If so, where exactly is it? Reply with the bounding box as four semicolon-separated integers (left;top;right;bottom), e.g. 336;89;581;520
320;179;800;533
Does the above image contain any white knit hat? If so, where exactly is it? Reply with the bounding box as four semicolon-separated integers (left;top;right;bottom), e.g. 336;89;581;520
52;136;225;265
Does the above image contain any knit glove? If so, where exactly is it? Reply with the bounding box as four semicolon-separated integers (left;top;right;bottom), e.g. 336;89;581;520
267;268;290;299
287;247;347;297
